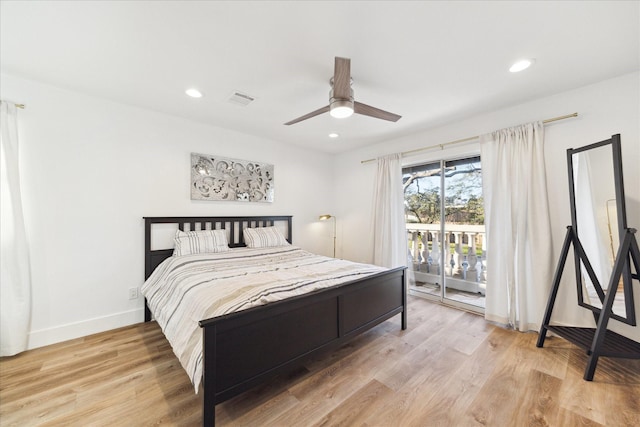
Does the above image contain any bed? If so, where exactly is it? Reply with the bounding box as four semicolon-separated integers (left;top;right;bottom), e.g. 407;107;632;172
142;216;407;426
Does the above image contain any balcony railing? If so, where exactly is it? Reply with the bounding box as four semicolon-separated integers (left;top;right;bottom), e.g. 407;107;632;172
407;223;486;296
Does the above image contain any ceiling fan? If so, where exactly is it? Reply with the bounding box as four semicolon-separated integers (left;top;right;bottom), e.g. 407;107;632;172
284;57;402;125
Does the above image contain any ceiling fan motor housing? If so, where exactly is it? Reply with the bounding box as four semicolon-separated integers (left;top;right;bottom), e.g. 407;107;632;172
330;94;354;107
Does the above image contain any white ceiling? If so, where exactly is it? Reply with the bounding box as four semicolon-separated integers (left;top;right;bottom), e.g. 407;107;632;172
1;1;638;154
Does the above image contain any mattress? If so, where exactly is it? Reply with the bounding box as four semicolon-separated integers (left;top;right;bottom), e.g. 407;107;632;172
141;245;387;391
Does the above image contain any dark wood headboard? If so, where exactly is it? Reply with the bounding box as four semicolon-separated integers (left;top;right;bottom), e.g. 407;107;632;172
143;215;293;279
143;215;292;321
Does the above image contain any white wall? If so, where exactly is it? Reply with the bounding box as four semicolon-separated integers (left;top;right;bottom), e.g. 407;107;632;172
1;74;336;349
334;72;640;339
3;71;638;348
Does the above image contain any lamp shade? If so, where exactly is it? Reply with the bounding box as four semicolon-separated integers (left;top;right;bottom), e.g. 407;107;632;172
319;214;333;221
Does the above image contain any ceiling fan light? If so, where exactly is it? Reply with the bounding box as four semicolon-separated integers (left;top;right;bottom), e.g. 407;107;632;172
330;100;354;118
330;106;353;118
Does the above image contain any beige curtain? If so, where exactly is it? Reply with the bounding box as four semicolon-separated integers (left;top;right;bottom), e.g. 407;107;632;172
372;154;409;269
1;101;32;356
480;122;553;331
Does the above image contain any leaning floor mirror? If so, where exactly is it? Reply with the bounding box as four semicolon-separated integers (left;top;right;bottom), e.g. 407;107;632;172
537;134;639;381
568;134;636;325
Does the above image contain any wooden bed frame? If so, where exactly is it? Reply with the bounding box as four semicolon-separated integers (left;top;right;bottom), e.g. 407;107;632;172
143;216;407;426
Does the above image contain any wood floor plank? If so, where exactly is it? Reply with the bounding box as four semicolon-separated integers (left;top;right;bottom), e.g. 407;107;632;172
1;296;638;427
602;382;640;426
310;379;393;427
511;369;563;426
396;326;517;426
361;308;496;426
556;407;605;426
216;365;309;425
221;391;300;427
270;330;401;426
543;334;640;426
465;331;553;426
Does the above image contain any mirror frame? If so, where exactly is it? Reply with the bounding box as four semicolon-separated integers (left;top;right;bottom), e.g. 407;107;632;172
567;134;635;325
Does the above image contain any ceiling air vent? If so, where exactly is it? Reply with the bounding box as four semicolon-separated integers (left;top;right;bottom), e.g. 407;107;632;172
228;91;256;107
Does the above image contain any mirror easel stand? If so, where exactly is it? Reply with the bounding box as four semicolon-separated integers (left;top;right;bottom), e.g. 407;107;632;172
536;134;640;381
537;226;640;380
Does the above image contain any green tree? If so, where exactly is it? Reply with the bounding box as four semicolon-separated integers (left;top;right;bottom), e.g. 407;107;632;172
405;188;440;223
403;163;484;225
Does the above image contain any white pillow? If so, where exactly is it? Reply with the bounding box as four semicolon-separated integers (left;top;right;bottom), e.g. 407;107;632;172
173;229;230;256
243;226;290;248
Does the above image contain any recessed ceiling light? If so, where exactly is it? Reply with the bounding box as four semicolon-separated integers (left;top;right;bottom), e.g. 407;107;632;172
185;88;203;98
509;59;535;73
328;133;340;138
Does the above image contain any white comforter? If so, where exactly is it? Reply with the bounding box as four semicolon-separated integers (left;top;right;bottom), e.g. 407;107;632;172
140;245;386;392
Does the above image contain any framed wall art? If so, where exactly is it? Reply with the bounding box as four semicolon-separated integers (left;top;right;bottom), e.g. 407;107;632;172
191;153;274;202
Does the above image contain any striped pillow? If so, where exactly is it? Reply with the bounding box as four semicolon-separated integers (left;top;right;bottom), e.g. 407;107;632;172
243;226;290;248
173;229;230;256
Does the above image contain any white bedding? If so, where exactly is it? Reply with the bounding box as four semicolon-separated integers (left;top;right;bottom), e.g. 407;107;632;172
140;245;387;392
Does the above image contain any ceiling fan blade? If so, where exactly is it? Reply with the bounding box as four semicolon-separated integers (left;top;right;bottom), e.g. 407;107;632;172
284;105;330;125
333;57;351;99
354;101;402;122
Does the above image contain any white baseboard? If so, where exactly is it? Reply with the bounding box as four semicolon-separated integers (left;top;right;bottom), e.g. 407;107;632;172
27;308;145;350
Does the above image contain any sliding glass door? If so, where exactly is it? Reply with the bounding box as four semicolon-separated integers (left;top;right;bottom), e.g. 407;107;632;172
403;156;485;312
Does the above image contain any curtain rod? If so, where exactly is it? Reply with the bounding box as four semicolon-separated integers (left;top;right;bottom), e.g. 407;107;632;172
360;112;578;164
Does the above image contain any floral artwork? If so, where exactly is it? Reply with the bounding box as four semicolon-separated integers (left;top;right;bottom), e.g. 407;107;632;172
190;153;274;202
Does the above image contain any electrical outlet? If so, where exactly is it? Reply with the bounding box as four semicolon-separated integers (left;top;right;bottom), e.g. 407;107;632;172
128;287;139;300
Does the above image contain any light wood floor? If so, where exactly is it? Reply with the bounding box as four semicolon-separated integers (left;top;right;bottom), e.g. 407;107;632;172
1;297;639;426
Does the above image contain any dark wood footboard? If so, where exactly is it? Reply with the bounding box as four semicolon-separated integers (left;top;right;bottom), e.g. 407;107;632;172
200;266;406;426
